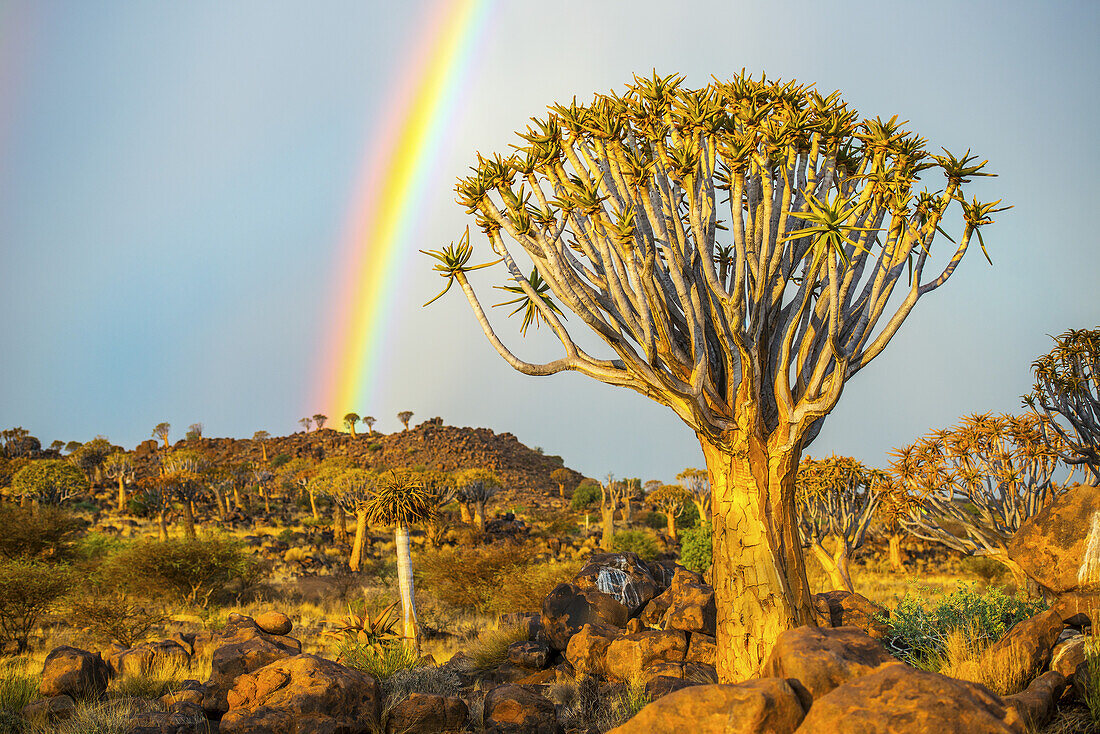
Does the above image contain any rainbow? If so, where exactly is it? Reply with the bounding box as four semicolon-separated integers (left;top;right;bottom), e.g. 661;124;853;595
315;0;493;421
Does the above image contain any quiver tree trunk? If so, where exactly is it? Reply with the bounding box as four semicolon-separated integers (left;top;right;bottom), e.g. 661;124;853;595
666;512;678;542
350;509;368;571
180;500;197;539
600;504;615;550
334;506;348;544
703;436;815;681
458;503;473;525
809;537;854;592
473;503;486;532
157;510;169;541
117;478;127;513
309;489;319;521
888;533;906;572
394;522;420;654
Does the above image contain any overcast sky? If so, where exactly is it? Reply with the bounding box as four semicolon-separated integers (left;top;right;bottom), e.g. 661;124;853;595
1;1;1097;483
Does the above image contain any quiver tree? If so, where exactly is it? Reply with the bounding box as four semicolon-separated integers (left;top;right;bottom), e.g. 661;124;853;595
162;450;208;539
418;470;458;547
103;452;134;512
69;436;113;485
598;474;629;550
299;417;313;433
313;414;328;431
251;465;275;515
455;467;501;531
343;412;361;437
328;467;376;571
397;411;414;431
252;431;270;462
186;423;203;441
364;470;435;653
876;478;918;573
136;478;173;540
677;467;711;525
315;458;354;543
152;422;171;449
795;455;885;592
426;71;1003;679
891;412;1066;588
648;484;693;541
12;460;89;506
1024;328;1100;485
550;467;574;498
1;427;40;459
363;416;376;435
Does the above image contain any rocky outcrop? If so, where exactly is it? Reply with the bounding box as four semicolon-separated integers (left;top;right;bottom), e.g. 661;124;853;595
1008;483;1100;602
386;693;467;733
565;623;620;677
220;654;381;734
1003;670;1066;730
762;626;897;700
542;583;629;651
811;590;890;639
796;663;1025;733
38;646;111;700
978;608;1064;687
604;630;687;682
1051;632;1086;679
482;684;562;733
572;553;660;616
202;613;302;715
608;679;808;734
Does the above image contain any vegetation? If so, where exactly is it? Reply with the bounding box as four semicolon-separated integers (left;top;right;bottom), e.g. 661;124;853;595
11;460;88;505
610;529;658;561
428;70;1002;678
105;536;259;608
0;559;73;653
680;521;712;574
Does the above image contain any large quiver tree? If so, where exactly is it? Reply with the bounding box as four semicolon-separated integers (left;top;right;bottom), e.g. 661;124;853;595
428;71;1002;680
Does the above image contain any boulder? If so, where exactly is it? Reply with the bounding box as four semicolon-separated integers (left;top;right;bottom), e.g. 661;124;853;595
253;611;293;636
639;660;715;684
685;633;716;666
1051;633;1086;679
608;679;807;734
978;608;1064;687
603;630;687;682
508;641;550;670
812;590;890;639
565;623;620;677
542;583;629;651
762;626;897;700
796;663;1025;733
202;613;302;715
499;612;546;643
38;646;111;700
127;702;211;734
220;654;380;733
20;695;75;724
643;675;695;700
660;570;716;636
115;640;191;678
1008;483;1100;595
572;552;659;616
386;692;467;733
482;683;562;734
1003;670;1066;730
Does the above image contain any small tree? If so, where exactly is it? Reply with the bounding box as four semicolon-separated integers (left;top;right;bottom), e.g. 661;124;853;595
364;471;435;653
185;423;204;441
48;440;64;453
252;430;271;462
313;414;328;431
298;417;313;433
891;413;1066;588
152;422;171;449
397;411;414;431
795;455;886;592
343;412;361;437
12;460;89;506
1024;328;1099;485
0;559;73;653
456;467;501;531
363;416;377;435
103;452;134;512
550;467;574;498
598;474;630;550
69;436;113;484
162;450;209;539
136;478;174;541
648;484;693;541
329;468;376;571
676;468;711;526
1;428;40;459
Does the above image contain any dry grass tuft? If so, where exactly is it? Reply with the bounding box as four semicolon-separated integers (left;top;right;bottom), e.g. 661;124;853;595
466;622;530;672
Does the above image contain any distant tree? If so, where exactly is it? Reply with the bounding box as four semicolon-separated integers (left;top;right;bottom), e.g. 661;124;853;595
418;470;458;547
152;422;171;449
1;428;39;459
64;441;82;455
313;458;355;544
251;465;275;515
648;484;693;541
397;411;414;431
328;468;376;571
676;468;711;526
455;467;501;531
795;455;886;592
69;436;113;484
298;417;313;433
103;452;135;512
363;416;377;435
13;460;89;505
252;430;271;462
312;414;328;431
364;470;436;653
48;440;64;453
343;412;361;437
137;478;174;540
599;474;631;550
891;412;1067;588
162;450;209;539
1024;328;1099;484
876;478;918;573
621;477;641;522
185;423;203;441
550;467;573;498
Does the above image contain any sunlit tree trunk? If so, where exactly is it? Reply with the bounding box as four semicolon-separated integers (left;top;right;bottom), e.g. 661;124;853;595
395;522;420;654
309;488;320;521
117;477;127;513
334;506;348;544
212;487;227;521
181;500;196;539
473;503;486;532
232;485;242;511
350;509;368;571
459;503;473;525
704;435;815;682
888;533;907;573
600;503;615;550
666;512;678;542
157;511;169;541
809;538;854;592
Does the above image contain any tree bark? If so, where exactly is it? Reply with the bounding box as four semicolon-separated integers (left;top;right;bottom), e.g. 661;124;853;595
888;533;906;572
157;511;168;541
117;477;127;513
309;489;319;521
350;509;368;571
459;503;473;525
334;506;348;544
181;499;196;539
473;503;486;532
703;436;815;682
600;505;615;550
666;511;678;542
395;523;420;654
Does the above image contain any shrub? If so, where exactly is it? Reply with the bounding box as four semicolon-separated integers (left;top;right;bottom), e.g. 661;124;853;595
611;530;658;561
467;622;530;671
337;642;418;680
880;583;1046;668
642;511;666;529
368;443;383;452
680;521;712;574
0;661;37;717
0;505;82;562
482;559;583;617
417;542;536;611
69;595;165;647
106;536;263;608
0;559;73;653
570;484;601;510
959;556;1009;587
269;454;291;469
677;501;700;529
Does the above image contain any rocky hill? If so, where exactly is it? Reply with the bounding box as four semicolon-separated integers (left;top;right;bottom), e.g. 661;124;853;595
132;417;584;499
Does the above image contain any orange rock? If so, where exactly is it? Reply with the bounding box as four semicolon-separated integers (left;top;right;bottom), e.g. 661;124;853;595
762;626;896;700
608;679;807;734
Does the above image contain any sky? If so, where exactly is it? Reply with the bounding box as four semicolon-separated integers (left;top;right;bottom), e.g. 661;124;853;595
1;0;1097;484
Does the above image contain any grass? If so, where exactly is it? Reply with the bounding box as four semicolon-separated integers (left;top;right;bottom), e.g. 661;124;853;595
466;622;530;672
108;657;193;700
934;625;1034;696
335;642;420;681
1085;620;1100;728
0;659;38;726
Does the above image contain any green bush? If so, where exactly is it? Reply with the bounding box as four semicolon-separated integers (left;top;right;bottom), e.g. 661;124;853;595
677;501;700;529
0;505;82;562
570;485;601;510
417;542;536;611
105;536;263;608
482;559;582;617
679;521;711;574
69;595;165;647
0;559;74;653
367;443;383;452
611;530;658;561
642;511;666;529
270;454;292;469
880;583;1046;668
337;641;418;680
